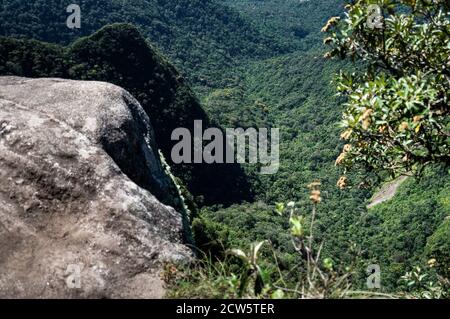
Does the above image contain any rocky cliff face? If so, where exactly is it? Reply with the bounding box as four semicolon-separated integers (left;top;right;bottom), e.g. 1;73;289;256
0;76;192;298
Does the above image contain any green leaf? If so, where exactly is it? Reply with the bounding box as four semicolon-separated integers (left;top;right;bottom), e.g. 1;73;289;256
271;289;285;299
254;268;265;296
275;202;285;215
323;258;334;271
252;241;267;263
290;216;304;237
228;249;248;262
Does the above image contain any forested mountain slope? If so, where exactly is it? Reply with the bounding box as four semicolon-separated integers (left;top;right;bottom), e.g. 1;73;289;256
199;0;449;290
198;50;372;275
222;0;343;51
0;0;289;86
356;167;449;290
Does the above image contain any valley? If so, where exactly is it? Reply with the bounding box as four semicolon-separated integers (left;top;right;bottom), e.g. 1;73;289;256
0;0;448;298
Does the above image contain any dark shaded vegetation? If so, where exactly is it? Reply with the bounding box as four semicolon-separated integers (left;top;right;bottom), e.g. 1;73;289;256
0;0;290;87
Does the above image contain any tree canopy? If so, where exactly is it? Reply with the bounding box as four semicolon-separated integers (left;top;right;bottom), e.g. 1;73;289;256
324;0;449;177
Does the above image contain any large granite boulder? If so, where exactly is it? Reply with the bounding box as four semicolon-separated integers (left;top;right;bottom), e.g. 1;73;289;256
0;76;191;298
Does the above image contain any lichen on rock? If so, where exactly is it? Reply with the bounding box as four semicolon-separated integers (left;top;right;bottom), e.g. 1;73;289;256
0;76;192;298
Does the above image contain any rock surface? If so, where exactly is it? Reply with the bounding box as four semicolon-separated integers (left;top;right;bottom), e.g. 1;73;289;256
0;76;191;298
367;176;408;209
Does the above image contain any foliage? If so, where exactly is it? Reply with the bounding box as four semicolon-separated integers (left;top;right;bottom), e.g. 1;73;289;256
0;0;290;87
168;186;361;299
165;256;262;299
196;42;448;292
353;166;449;290
223;0;344;52
273;187;356;299
425;217;450;279
201;50;374;270
191;216;230;260
399;265;449;299
323;0;450;176
169;179;449;299
227;241;268;297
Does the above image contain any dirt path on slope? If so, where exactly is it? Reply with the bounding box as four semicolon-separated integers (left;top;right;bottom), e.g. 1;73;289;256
367;176;408;209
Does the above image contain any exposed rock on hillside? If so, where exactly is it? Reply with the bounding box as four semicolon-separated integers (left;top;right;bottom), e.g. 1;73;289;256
0;77;191;298
367;176;408;209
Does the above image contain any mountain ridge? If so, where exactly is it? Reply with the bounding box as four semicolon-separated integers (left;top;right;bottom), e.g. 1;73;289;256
0;23;255;207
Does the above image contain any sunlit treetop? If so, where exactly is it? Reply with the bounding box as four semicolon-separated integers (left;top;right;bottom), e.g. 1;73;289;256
323;0;449;179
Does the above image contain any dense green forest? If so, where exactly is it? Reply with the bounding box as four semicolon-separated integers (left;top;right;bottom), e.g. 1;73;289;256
223;0;342;50
0;0;290;87
0;0;448;297
355;167;449;290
